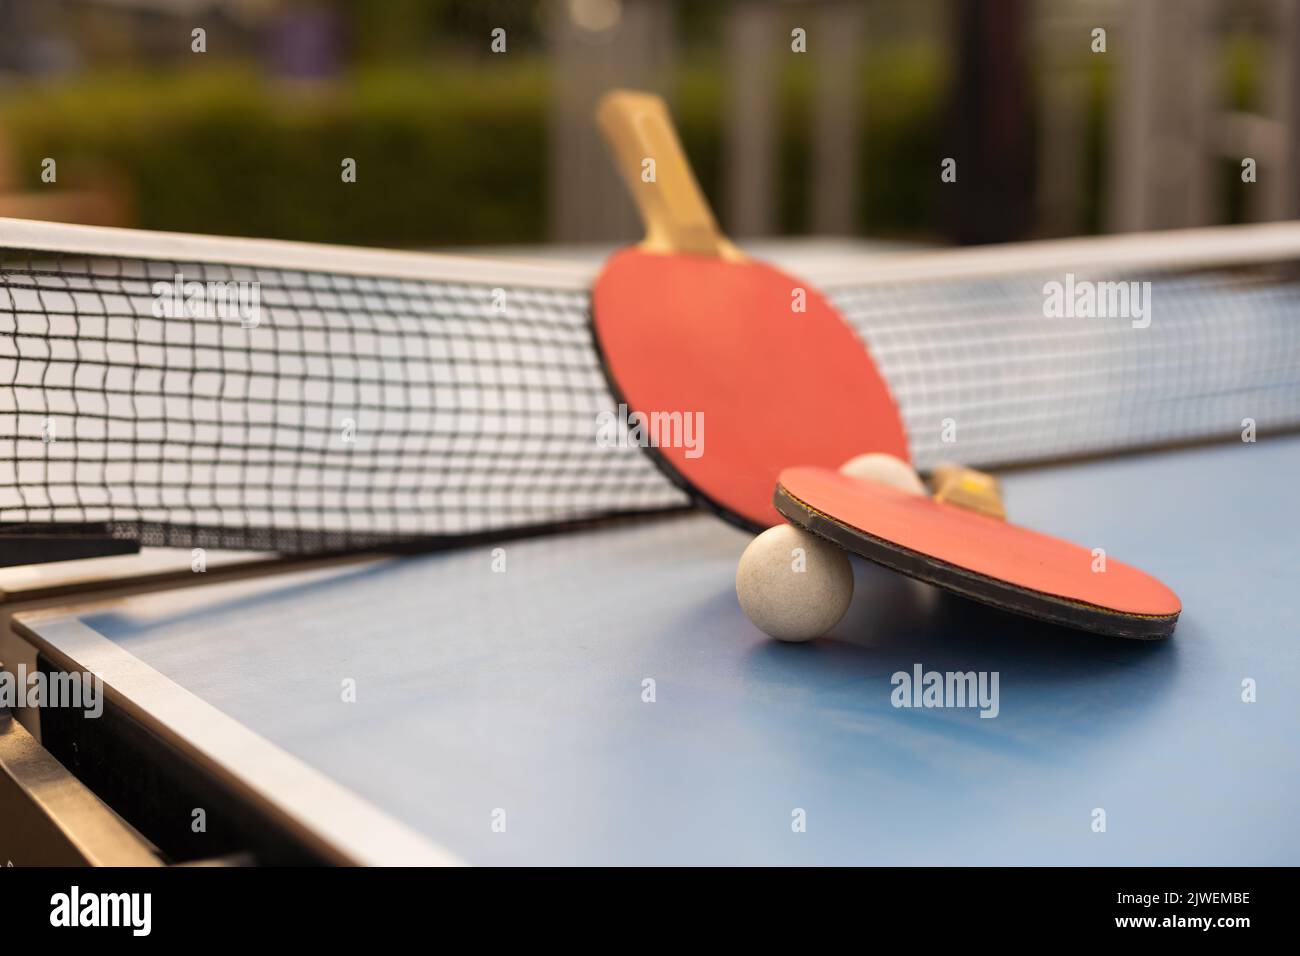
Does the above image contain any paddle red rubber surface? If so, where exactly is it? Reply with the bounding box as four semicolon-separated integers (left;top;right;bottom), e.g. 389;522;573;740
592;249;908;530
776;466;1181;638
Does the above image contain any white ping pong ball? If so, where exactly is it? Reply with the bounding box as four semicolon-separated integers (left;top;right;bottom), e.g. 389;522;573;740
736;524;853;642
839;453;926;496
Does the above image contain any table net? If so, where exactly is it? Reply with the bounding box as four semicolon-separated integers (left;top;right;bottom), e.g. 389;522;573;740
3;219;1298;553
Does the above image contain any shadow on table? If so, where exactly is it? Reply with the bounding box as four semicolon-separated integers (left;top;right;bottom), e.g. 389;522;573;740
730;557;1181;764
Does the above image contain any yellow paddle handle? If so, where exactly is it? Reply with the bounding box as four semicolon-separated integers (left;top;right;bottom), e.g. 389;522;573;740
596;89;743;261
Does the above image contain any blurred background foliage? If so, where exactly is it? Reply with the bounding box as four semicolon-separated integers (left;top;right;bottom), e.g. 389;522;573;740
0;55;951;245
0;0;1279;247
1;63;553;245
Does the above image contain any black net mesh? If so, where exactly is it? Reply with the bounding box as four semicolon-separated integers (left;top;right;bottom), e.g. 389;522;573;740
3;235;1299;556
0;248;685;552
829;261;1300;468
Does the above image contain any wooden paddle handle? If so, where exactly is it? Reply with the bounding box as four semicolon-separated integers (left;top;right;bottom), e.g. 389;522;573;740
596;89;743;261
929;463;1007;521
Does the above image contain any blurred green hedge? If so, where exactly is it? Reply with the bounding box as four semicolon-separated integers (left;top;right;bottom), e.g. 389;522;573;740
0;63;549;246
0;35;1267;247
0;50;948;247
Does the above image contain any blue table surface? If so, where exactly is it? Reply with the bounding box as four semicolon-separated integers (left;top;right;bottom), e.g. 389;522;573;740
56;436;1300;864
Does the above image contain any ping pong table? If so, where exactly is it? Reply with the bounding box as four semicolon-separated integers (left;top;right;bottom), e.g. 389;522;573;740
3;433;1297;866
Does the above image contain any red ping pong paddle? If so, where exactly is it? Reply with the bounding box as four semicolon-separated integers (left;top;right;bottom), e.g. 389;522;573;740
591;90;908;531
774;465;1182;638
